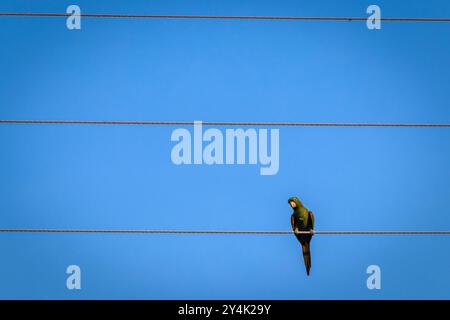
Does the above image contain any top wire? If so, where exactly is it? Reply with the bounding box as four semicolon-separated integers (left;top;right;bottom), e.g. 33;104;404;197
0;12;449;23
1;120;450;127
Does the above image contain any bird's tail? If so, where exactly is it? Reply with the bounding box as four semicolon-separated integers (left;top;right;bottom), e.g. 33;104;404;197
301;243;312;276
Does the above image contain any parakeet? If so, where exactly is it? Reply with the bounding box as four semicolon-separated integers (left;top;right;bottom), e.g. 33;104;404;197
288;196;315;276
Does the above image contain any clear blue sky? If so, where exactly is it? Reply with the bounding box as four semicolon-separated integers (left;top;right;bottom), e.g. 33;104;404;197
1;0;450;299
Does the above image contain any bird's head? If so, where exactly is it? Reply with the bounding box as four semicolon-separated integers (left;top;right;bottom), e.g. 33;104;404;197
288;196;303;209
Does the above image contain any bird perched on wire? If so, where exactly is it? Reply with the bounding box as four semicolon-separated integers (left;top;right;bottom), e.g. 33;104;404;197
288;196;315;276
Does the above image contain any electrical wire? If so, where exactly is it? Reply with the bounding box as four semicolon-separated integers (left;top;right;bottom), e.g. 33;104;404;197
0;228;449;235
1;120;450;127
0;12;450;23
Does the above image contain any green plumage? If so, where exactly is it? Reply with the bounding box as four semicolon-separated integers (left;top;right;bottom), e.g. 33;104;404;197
288;196;315;276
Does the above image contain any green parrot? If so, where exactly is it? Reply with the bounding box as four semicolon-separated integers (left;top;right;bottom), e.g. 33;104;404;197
288;196;315;276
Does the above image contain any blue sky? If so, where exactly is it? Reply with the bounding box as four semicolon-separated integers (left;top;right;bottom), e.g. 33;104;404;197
1;0;450;299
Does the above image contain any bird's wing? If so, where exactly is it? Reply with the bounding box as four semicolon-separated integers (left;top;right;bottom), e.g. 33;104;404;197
308;211;315;229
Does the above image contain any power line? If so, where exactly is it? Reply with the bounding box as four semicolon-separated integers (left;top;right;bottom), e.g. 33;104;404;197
0;228;449;235
1;120;450;127
0;12;450;23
